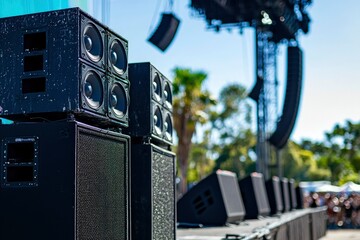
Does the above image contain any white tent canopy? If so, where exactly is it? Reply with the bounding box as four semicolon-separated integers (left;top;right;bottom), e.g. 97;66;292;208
316;184;341;193
339;181;360;193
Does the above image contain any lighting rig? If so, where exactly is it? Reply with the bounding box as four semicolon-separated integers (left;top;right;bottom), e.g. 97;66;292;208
190;0;312;178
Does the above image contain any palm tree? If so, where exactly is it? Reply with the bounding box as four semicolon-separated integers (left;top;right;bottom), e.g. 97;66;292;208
172;67;216;195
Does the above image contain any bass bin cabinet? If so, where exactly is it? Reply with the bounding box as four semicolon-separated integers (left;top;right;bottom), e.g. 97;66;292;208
0;121;130;240
131;143;176;240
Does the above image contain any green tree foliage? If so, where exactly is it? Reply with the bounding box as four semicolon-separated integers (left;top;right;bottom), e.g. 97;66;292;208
172;67;216;194
299;120;360;184
209;83;256;178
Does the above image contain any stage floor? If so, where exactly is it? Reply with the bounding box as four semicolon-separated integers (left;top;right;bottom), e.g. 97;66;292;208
177;208;326;240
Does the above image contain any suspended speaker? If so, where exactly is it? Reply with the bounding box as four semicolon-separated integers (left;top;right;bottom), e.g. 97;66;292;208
268;46;303;148
248;75;264;102
148;13;180;52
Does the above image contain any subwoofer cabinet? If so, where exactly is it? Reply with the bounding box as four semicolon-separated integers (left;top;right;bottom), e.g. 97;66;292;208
0;121;130;240
0;8;129;127
131;143;176;240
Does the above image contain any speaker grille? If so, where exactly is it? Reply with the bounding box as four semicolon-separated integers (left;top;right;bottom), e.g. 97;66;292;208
76;128;128;240
152;149;175;240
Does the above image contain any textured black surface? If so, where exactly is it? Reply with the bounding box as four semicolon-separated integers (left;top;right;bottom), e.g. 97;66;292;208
126;62;173;146
131;143;176;240
0;8;129;127
238;173;270;219
177;171;245;226
0;121;129;240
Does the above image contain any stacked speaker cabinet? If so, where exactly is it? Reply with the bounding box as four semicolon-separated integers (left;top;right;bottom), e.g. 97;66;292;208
0;8;129;128
0;121;130;240
0;8;131;240
177;170;245;226
127;62;175;239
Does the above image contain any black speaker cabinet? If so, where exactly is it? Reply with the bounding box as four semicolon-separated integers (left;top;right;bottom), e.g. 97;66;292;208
238;172;270;219
265;176;284;215
295;186;304;209
0;8;129;127
127;62;173;146
288;178;298;210
148;13;180;52
280;178;291;213
177;170;245;226
0;121;129;240
131;143;176;240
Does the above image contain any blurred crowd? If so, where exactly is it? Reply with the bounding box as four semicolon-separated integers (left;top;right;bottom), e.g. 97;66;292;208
304;192;360;229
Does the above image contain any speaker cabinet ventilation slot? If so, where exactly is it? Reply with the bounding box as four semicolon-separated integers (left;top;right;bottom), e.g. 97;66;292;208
7;166;34;182
24;32;46;52
24;55;44;72
22;77;46;94
7;142;35;163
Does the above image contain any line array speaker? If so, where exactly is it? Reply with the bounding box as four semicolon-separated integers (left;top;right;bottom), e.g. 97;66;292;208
238;172;270;219
280;178;291;213
127;62;173;146
131;143;176;240
177;170;245;226
148;13;180;52
0;121;129;240
265;176;284;215
248;75;264;102
268;46;303;148
0;8;129;127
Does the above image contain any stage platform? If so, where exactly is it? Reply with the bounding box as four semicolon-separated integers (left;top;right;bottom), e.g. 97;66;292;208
177;207;327;240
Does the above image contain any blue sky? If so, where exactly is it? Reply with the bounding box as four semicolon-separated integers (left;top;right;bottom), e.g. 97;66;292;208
108;0;360;143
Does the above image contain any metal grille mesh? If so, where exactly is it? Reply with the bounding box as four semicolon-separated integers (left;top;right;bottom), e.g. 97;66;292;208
76;129;128;240
152;149;175;240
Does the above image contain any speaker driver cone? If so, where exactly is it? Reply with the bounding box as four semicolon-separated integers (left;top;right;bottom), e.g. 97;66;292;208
164;113;173;141
109;82;128;118
153;73;162;102
153;106;163;136
83;23;103;62
109;39;127;75
82;71;103;109
164;81;172;108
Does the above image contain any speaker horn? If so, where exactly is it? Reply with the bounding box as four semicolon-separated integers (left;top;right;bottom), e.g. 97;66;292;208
148;13;180;52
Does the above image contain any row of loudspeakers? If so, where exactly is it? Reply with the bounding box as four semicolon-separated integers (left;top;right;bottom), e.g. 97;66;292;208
0;8;173;146
177;171;303;226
